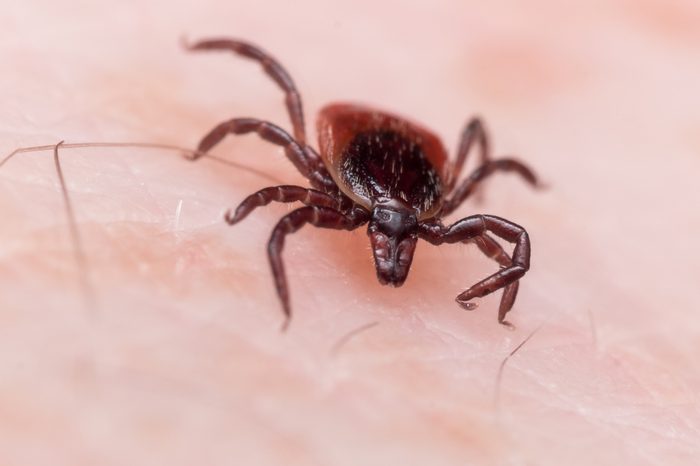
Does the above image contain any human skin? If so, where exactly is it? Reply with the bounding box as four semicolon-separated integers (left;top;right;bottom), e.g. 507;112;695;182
2;0;700;465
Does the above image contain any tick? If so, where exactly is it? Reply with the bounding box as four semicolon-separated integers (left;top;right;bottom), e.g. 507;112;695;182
185;38;539;329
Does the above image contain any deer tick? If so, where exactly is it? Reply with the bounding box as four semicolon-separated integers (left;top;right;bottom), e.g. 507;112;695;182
185;38;539;329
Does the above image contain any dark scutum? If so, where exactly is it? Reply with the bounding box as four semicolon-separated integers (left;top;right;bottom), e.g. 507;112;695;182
340;130;442;213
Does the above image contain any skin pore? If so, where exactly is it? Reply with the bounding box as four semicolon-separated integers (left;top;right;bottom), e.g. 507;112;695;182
2;1;700;465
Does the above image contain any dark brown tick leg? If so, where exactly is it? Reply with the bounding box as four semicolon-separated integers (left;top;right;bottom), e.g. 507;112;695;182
472;234;520;327
268;206;369;330
191;118;309;169
419;215;530;325
186;38;307;144
189;118;336;191
442;159;539;216
449;117;490;191
225;185;345;225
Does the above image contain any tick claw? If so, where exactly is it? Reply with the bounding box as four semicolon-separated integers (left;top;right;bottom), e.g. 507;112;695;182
280;317;291;333
500;320;516;330
179;34;192;50
224;209;237;224
183;150;199;161
535;180;550;191
457;299;478;311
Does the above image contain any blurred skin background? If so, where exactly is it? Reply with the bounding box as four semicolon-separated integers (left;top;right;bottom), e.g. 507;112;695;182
1;0;700;465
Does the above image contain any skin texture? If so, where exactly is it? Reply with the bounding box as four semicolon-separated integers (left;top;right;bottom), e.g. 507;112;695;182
2;0;700;465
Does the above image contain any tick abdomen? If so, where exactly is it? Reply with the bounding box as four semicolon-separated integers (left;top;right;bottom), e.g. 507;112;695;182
317;103;450;218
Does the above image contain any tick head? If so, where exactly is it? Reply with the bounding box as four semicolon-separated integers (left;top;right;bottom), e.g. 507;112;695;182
368;202;418;287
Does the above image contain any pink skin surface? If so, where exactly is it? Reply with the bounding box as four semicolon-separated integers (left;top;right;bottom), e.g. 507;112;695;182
2;1;700;465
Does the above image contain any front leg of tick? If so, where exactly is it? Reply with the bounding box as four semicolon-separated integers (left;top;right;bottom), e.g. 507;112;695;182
471;234;521;326
419;215;530;325
224;185;346;225
188;118;336;192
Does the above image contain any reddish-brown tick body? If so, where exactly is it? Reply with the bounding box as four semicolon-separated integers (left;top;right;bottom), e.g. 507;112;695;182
318;104;449;220
187;38;539;330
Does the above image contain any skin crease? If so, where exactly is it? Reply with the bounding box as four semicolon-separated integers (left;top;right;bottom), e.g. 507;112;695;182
2;0;700;465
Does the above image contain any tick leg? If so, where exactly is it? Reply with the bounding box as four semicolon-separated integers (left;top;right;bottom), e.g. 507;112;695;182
186;37;307;144
448;117;490;192
225;185;346;225
192;118;309;169
419;215;530;325
441;159;538;216
268;206;368;330
472;234;520;326
190;118;335;191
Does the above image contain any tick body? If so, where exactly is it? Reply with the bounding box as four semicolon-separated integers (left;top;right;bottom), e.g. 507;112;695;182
186;38;539;329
